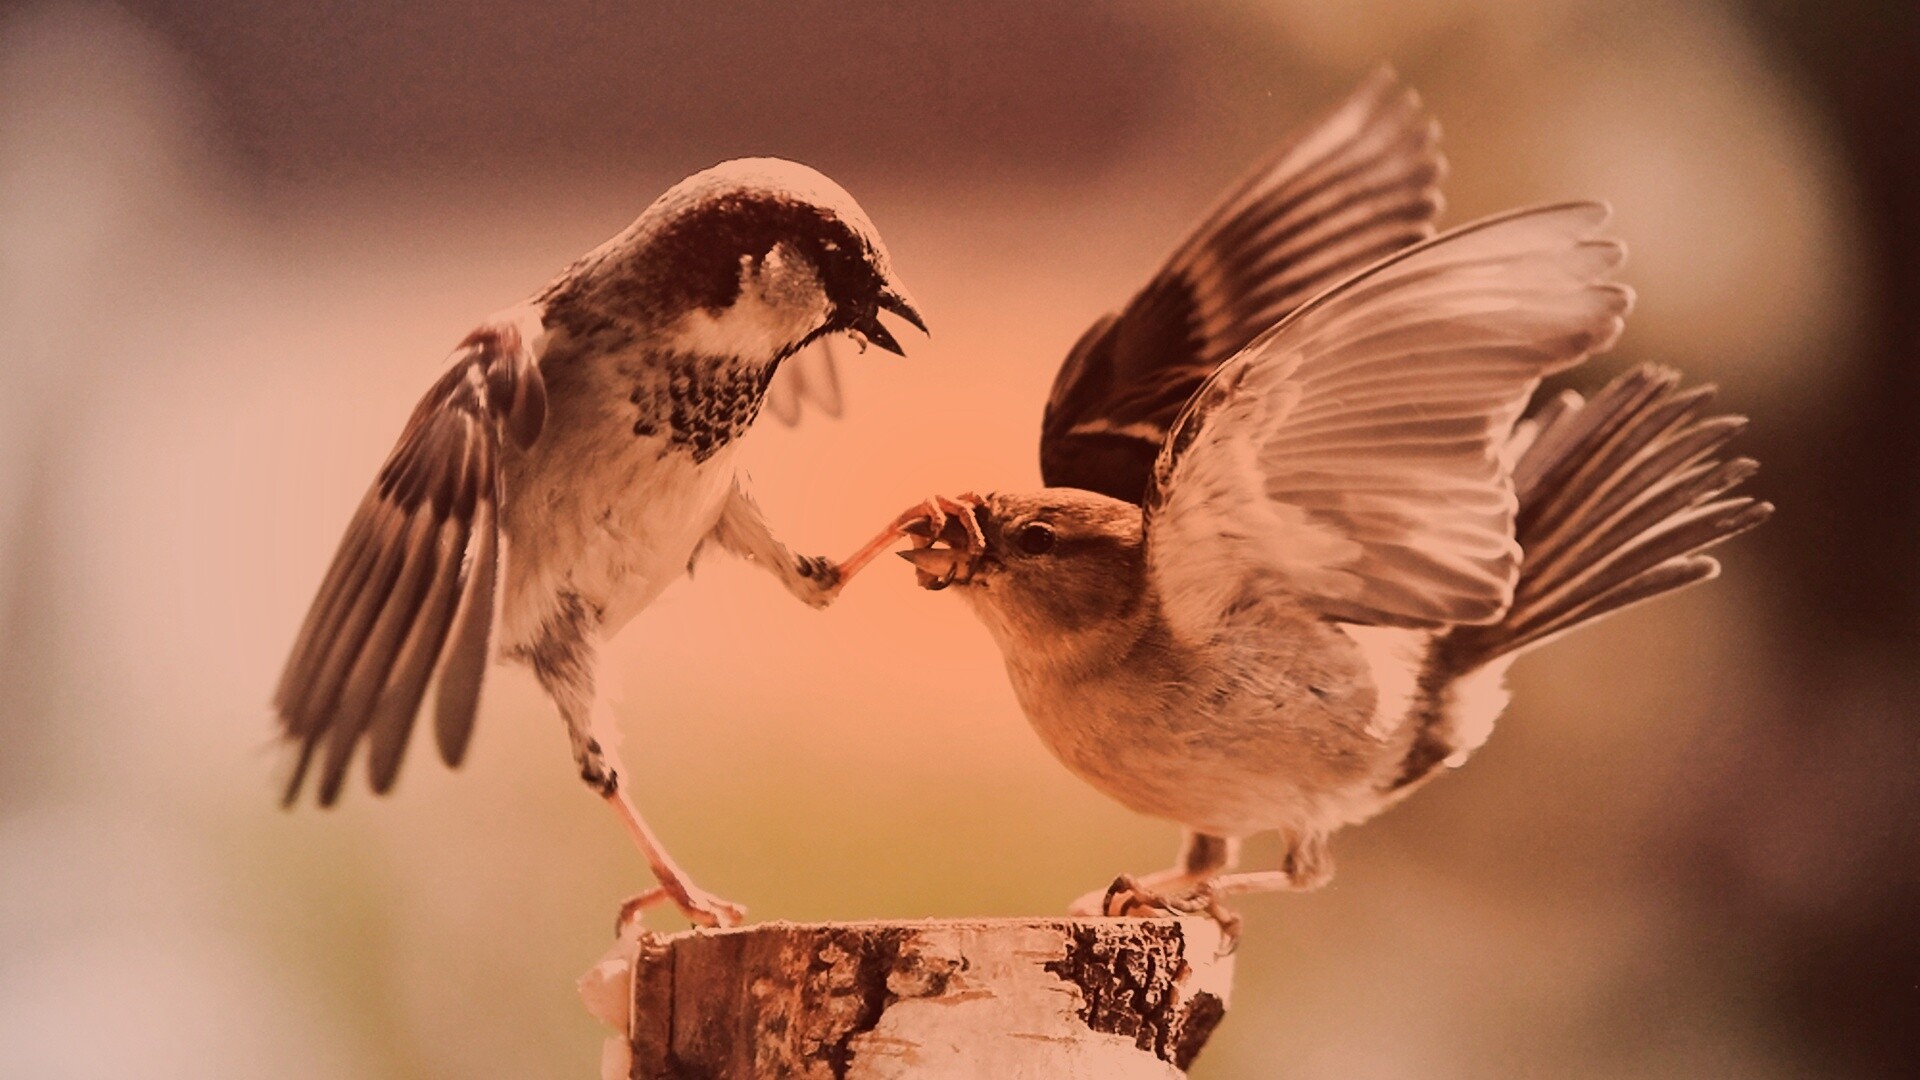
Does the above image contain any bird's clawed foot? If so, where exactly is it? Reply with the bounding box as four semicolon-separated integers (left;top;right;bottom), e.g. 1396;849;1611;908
893;492;987;589
897;492;988;554
1071;874;1243;950
833;492;987;590
614;878;748;936
595;778;749;935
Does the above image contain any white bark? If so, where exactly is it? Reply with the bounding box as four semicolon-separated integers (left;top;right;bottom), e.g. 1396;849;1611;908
581;917;1234;1079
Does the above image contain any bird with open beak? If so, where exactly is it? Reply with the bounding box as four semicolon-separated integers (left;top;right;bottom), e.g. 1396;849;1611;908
274;158;925;928
868;72;1771;929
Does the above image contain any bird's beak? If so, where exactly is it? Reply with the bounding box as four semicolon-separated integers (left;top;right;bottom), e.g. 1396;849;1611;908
879;280;928;336
851;274;928;356
897;546;968;590
854;312;907;356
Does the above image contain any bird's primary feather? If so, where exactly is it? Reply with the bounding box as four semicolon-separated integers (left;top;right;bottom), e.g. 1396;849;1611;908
1388;364;1774;792
1447;365;1774;666
276;319;544;805
1040;66;1446;502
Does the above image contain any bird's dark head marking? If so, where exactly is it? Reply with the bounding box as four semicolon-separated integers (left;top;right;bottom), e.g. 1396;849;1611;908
641;158;925;362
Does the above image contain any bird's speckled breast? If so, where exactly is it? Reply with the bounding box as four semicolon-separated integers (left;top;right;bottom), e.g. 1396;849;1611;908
497;334;774;652
625;351;776;462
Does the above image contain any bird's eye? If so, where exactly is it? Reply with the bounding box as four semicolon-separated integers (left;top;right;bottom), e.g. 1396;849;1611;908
1015;522;1056;556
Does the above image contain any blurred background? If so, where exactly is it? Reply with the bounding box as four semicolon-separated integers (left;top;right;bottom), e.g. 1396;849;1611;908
2;1;1914;1076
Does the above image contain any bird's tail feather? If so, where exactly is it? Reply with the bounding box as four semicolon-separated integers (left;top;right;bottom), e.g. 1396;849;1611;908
1446;364;1772;670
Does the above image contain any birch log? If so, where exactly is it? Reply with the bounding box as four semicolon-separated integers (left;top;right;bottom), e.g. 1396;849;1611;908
580;917;1233;1079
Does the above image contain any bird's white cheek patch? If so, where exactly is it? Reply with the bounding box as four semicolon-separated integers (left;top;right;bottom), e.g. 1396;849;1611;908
665;300;812;361
665;247;830;361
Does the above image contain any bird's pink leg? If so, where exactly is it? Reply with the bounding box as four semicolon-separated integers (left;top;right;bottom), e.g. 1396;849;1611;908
1210;832;1333;894
1208;872;1296;896
550;684;747;933
606;779;746;932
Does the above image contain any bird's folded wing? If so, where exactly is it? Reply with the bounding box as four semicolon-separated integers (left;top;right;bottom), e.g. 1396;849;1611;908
1040;66;1446;503
1143;203;1633;640
274;319;545;806
763;335;846;425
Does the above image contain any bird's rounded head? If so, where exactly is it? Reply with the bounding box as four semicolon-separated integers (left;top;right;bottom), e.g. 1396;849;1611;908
898;489;1148;649
621;157;925;362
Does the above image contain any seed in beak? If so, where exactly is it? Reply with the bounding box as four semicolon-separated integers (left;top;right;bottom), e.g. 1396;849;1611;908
898;547;965;589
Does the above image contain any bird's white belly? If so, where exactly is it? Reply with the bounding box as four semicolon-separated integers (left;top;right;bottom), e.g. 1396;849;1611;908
500;439;742;650
1006;661;1396;840
586;448;741;631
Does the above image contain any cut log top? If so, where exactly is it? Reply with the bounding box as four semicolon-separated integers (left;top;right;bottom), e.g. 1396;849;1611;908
581;917;1235;1079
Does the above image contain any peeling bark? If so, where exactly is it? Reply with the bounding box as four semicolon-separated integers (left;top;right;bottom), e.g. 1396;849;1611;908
581;918;1234;1079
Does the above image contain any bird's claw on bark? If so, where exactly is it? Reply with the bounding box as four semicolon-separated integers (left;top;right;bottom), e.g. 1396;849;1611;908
615;882;748;937
1076;874;1243;954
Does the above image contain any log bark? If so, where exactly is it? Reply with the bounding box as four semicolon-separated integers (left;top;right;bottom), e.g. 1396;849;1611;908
580;917;1233;1079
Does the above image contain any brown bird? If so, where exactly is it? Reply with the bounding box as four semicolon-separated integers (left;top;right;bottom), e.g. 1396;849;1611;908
863;73;1770;924
274;158;925;928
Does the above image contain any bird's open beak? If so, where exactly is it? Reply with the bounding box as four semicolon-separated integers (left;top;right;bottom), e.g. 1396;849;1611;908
880;283;928;335
853;277;928;356
855;314;907;355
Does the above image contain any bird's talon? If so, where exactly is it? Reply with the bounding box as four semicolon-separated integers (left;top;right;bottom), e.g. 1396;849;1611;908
665;877;748;929
1102;873;1149;917
617;882;747;934
893;493;989;591
1066;874;1142;917
920;502;948;547
1212;904;1244;956
683;891;748;930
1073;874;1240;947
614;887;669;937
941;492;988;553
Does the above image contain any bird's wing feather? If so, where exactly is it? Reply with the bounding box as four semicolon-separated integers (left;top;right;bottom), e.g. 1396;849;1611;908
1144;203;1633;641
1448;365;1773;662
276;318;545;805
763;335;846;425
1040;66;1446;503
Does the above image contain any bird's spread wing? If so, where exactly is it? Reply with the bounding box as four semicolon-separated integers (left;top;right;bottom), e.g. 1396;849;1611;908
1039;67;1446;503
1143;203;1633;641
275;318;546;806
1449;365;1773;663
763;335;846;425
